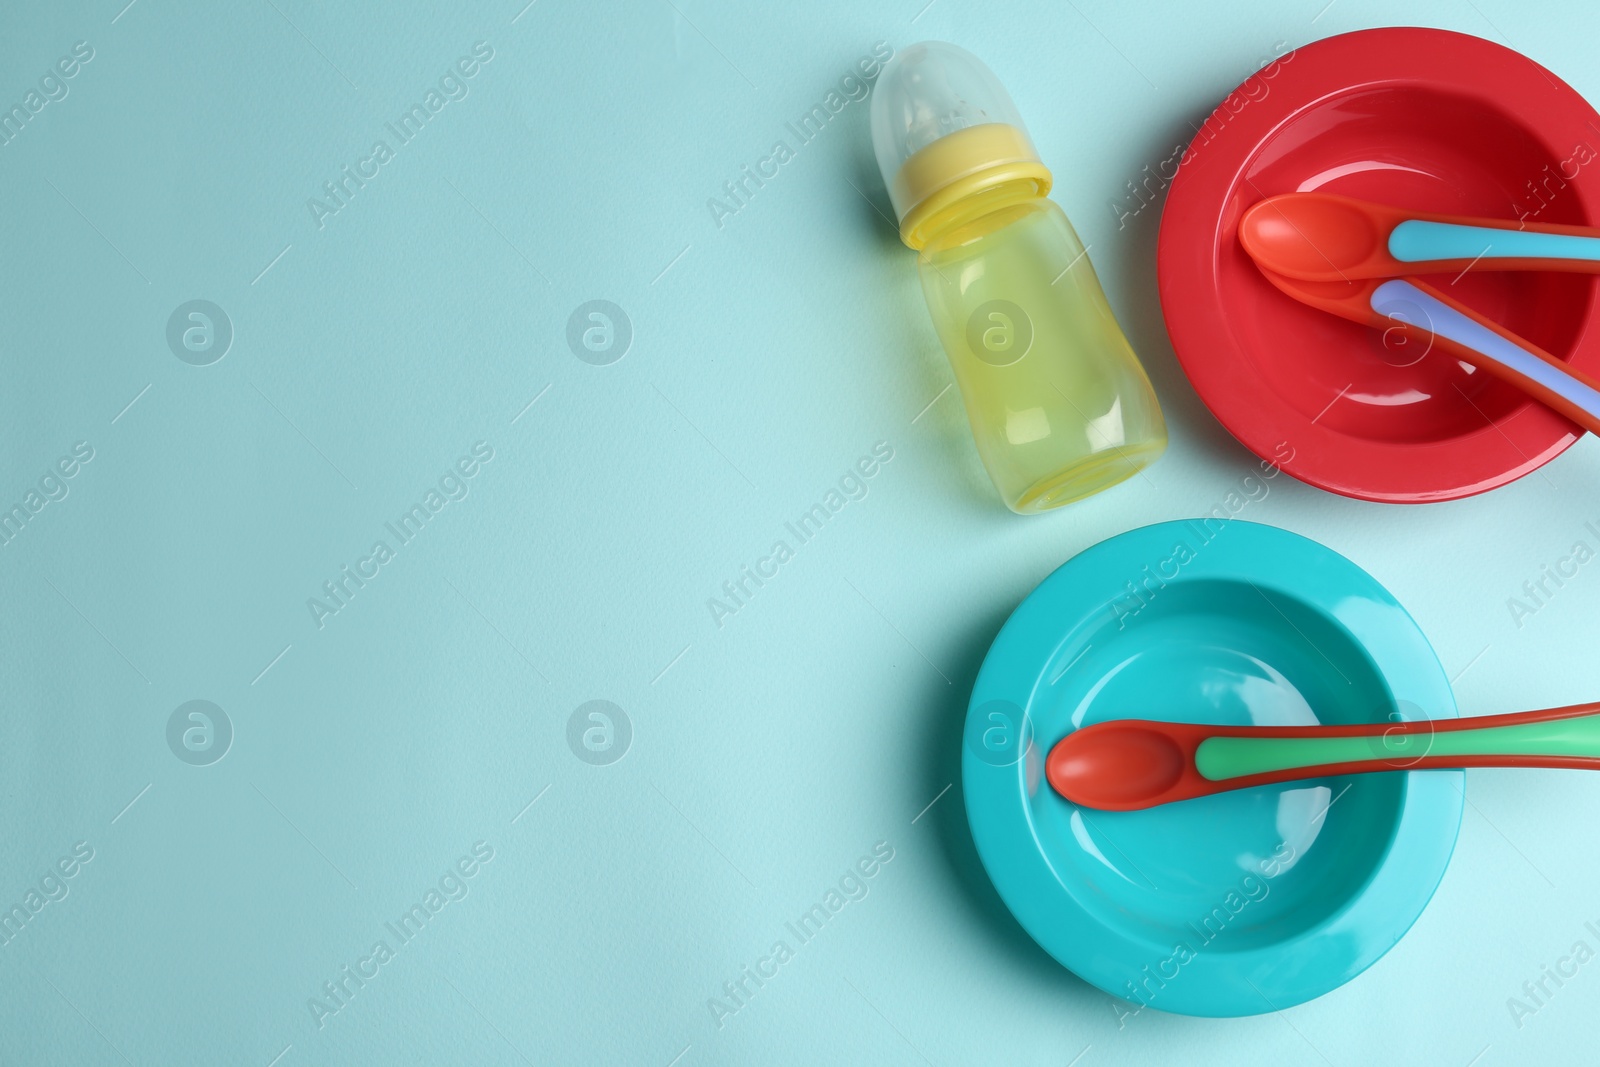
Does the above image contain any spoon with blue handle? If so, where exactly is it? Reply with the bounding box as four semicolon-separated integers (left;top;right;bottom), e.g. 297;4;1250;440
1240;191;1600;282
1250;268;1600;437
1047;700;1600;811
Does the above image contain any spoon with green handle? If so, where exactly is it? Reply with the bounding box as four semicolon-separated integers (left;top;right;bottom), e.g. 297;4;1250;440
1045;701;1600;811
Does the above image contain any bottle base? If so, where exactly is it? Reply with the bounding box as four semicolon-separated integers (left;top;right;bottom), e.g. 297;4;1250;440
1009;440;1166;513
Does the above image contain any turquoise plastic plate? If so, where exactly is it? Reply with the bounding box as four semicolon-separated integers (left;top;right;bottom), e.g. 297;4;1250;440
963;520;1463;1017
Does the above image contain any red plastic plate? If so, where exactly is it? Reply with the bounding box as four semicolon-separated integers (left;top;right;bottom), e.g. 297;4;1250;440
1158;27;1600;502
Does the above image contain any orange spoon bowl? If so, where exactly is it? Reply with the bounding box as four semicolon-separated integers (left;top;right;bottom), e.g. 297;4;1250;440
962;518;1463;1015
1158;27;1600;502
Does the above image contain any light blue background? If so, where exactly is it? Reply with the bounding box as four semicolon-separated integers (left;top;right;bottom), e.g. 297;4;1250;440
2;1;1599;1064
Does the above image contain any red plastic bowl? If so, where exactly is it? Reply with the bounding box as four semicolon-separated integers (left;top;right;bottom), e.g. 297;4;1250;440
1158;27;1600;502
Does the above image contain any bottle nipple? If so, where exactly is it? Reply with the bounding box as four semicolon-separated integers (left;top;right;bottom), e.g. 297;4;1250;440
869;42;1052;249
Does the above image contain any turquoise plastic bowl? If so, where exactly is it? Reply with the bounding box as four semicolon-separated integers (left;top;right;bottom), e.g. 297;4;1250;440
963;520;1463;1017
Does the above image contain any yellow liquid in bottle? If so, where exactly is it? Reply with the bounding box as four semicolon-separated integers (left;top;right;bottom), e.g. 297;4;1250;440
919;198;1166;512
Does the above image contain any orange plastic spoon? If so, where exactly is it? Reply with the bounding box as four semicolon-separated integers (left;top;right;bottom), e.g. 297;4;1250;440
1047;701;1600;812
1254;270;1600;437
1240;192;1600;281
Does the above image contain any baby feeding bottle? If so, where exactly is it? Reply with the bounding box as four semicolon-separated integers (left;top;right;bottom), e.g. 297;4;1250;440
871;42;1166;512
